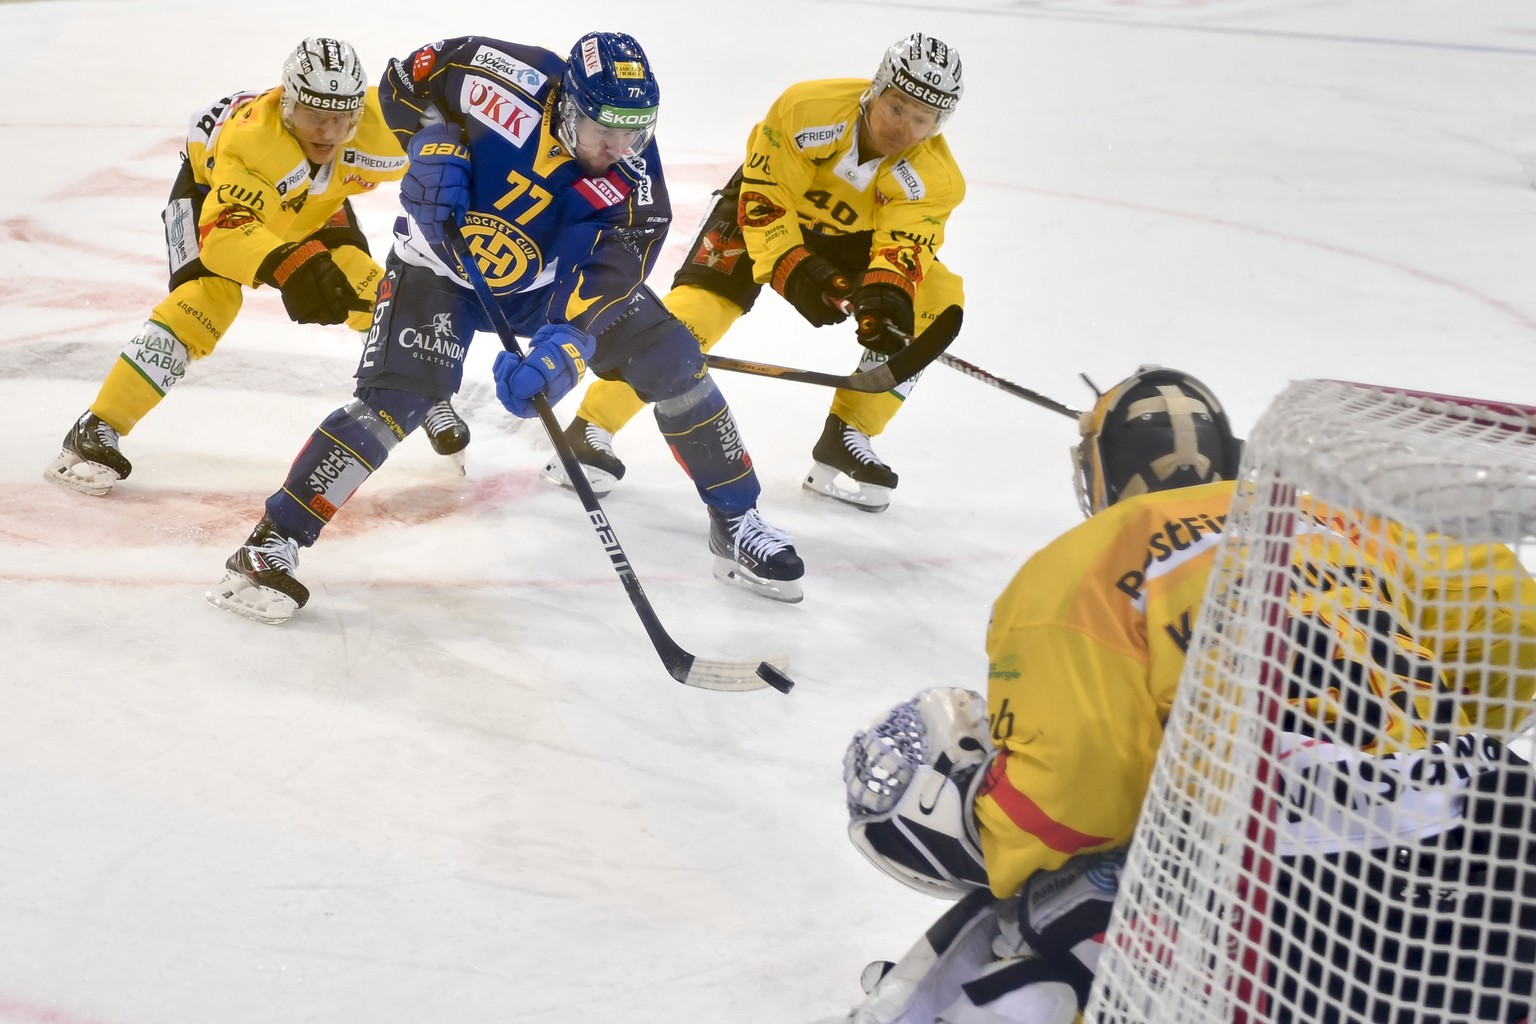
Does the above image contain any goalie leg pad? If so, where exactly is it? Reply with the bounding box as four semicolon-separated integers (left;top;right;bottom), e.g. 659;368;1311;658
852;890;1002;1024
942;960;1080;1024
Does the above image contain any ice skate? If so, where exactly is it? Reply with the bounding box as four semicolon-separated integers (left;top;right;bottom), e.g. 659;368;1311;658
423;398;470;473
44;412;133;497
206;515;309;624
803;414;898;513
542;416;627;497
708;506;805;603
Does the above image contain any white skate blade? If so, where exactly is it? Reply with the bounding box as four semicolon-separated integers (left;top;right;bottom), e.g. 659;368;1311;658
712;557;805;604
441;448;467;476
541;456;618;498
43;452;119;497
803;462;892;513
205;571;298;625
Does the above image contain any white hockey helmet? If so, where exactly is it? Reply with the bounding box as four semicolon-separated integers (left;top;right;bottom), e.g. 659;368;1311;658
844;687;994;898
280;37;367;138
863;33;964;135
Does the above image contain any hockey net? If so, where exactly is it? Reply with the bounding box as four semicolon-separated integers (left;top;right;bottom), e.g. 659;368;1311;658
1085;379;1536;1024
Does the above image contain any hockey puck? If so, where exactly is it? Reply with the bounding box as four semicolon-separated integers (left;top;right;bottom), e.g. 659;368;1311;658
756;662;795;694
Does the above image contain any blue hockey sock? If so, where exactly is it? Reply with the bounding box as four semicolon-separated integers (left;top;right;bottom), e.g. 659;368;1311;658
654;376;760;513
265;391;432;544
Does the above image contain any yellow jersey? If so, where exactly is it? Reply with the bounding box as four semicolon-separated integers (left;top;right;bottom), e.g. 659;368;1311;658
974;480;1536;898
185;86;407;287
737;78;964;291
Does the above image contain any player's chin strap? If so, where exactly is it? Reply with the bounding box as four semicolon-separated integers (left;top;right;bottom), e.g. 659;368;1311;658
443;220;794;695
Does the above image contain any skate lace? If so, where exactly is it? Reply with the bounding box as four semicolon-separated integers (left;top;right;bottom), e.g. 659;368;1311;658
729;508;794;559
841;425;887;468
253;532;301;573
580;421;618;457
423;401;462;436
91;419;122;451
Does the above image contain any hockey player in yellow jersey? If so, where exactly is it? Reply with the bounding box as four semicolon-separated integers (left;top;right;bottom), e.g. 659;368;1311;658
834;366;1536;1023
544;33;966;513
44;37;469;497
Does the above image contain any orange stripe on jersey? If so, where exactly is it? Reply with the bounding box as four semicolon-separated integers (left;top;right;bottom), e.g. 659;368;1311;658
979;753;1113;854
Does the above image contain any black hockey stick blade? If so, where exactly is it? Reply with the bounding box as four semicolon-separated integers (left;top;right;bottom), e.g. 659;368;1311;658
445;225;794;694
936;353;1083;420
865;303;964;389
702;304;963;393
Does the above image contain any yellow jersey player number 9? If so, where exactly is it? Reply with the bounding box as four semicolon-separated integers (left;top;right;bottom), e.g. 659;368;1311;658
45;37;470;498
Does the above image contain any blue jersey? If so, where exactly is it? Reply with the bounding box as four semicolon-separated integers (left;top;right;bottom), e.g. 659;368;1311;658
379;36;672;337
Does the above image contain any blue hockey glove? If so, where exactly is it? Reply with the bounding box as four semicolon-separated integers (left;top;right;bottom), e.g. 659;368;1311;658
399;123;471;244
493;324;596;418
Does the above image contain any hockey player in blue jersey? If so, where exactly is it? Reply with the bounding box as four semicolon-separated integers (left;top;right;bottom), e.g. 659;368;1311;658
208;31;806;624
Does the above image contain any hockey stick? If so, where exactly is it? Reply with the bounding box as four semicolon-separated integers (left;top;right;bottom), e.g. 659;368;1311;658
936;354;1083;420
703;304;963;392
446;225;794;695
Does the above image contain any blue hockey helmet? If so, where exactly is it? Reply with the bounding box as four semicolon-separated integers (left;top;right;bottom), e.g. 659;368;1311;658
557;32;661;159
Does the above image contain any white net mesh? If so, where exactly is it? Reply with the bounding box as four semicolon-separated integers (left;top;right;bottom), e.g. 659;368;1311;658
1085;379;1536;1024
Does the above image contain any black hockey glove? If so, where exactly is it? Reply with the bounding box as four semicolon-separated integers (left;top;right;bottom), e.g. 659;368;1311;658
771;245;852;328
257;240;369;326
852;273;916;356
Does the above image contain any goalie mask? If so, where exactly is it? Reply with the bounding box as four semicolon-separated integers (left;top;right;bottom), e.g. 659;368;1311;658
1074;365;1241;517
844;687;994;898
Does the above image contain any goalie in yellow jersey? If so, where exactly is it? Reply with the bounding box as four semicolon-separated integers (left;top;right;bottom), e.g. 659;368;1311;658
543;33;966;513
834;366;1536;1024
44;37;469;498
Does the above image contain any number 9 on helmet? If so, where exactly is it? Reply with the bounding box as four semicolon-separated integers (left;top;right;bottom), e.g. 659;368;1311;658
843;687;994;898
280;36;367;142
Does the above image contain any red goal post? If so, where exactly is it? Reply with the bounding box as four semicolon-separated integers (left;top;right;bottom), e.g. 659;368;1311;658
1085;379;1536;1024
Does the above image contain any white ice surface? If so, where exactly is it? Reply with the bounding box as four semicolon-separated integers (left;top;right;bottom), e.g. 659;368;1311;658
2;1;1535;1022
